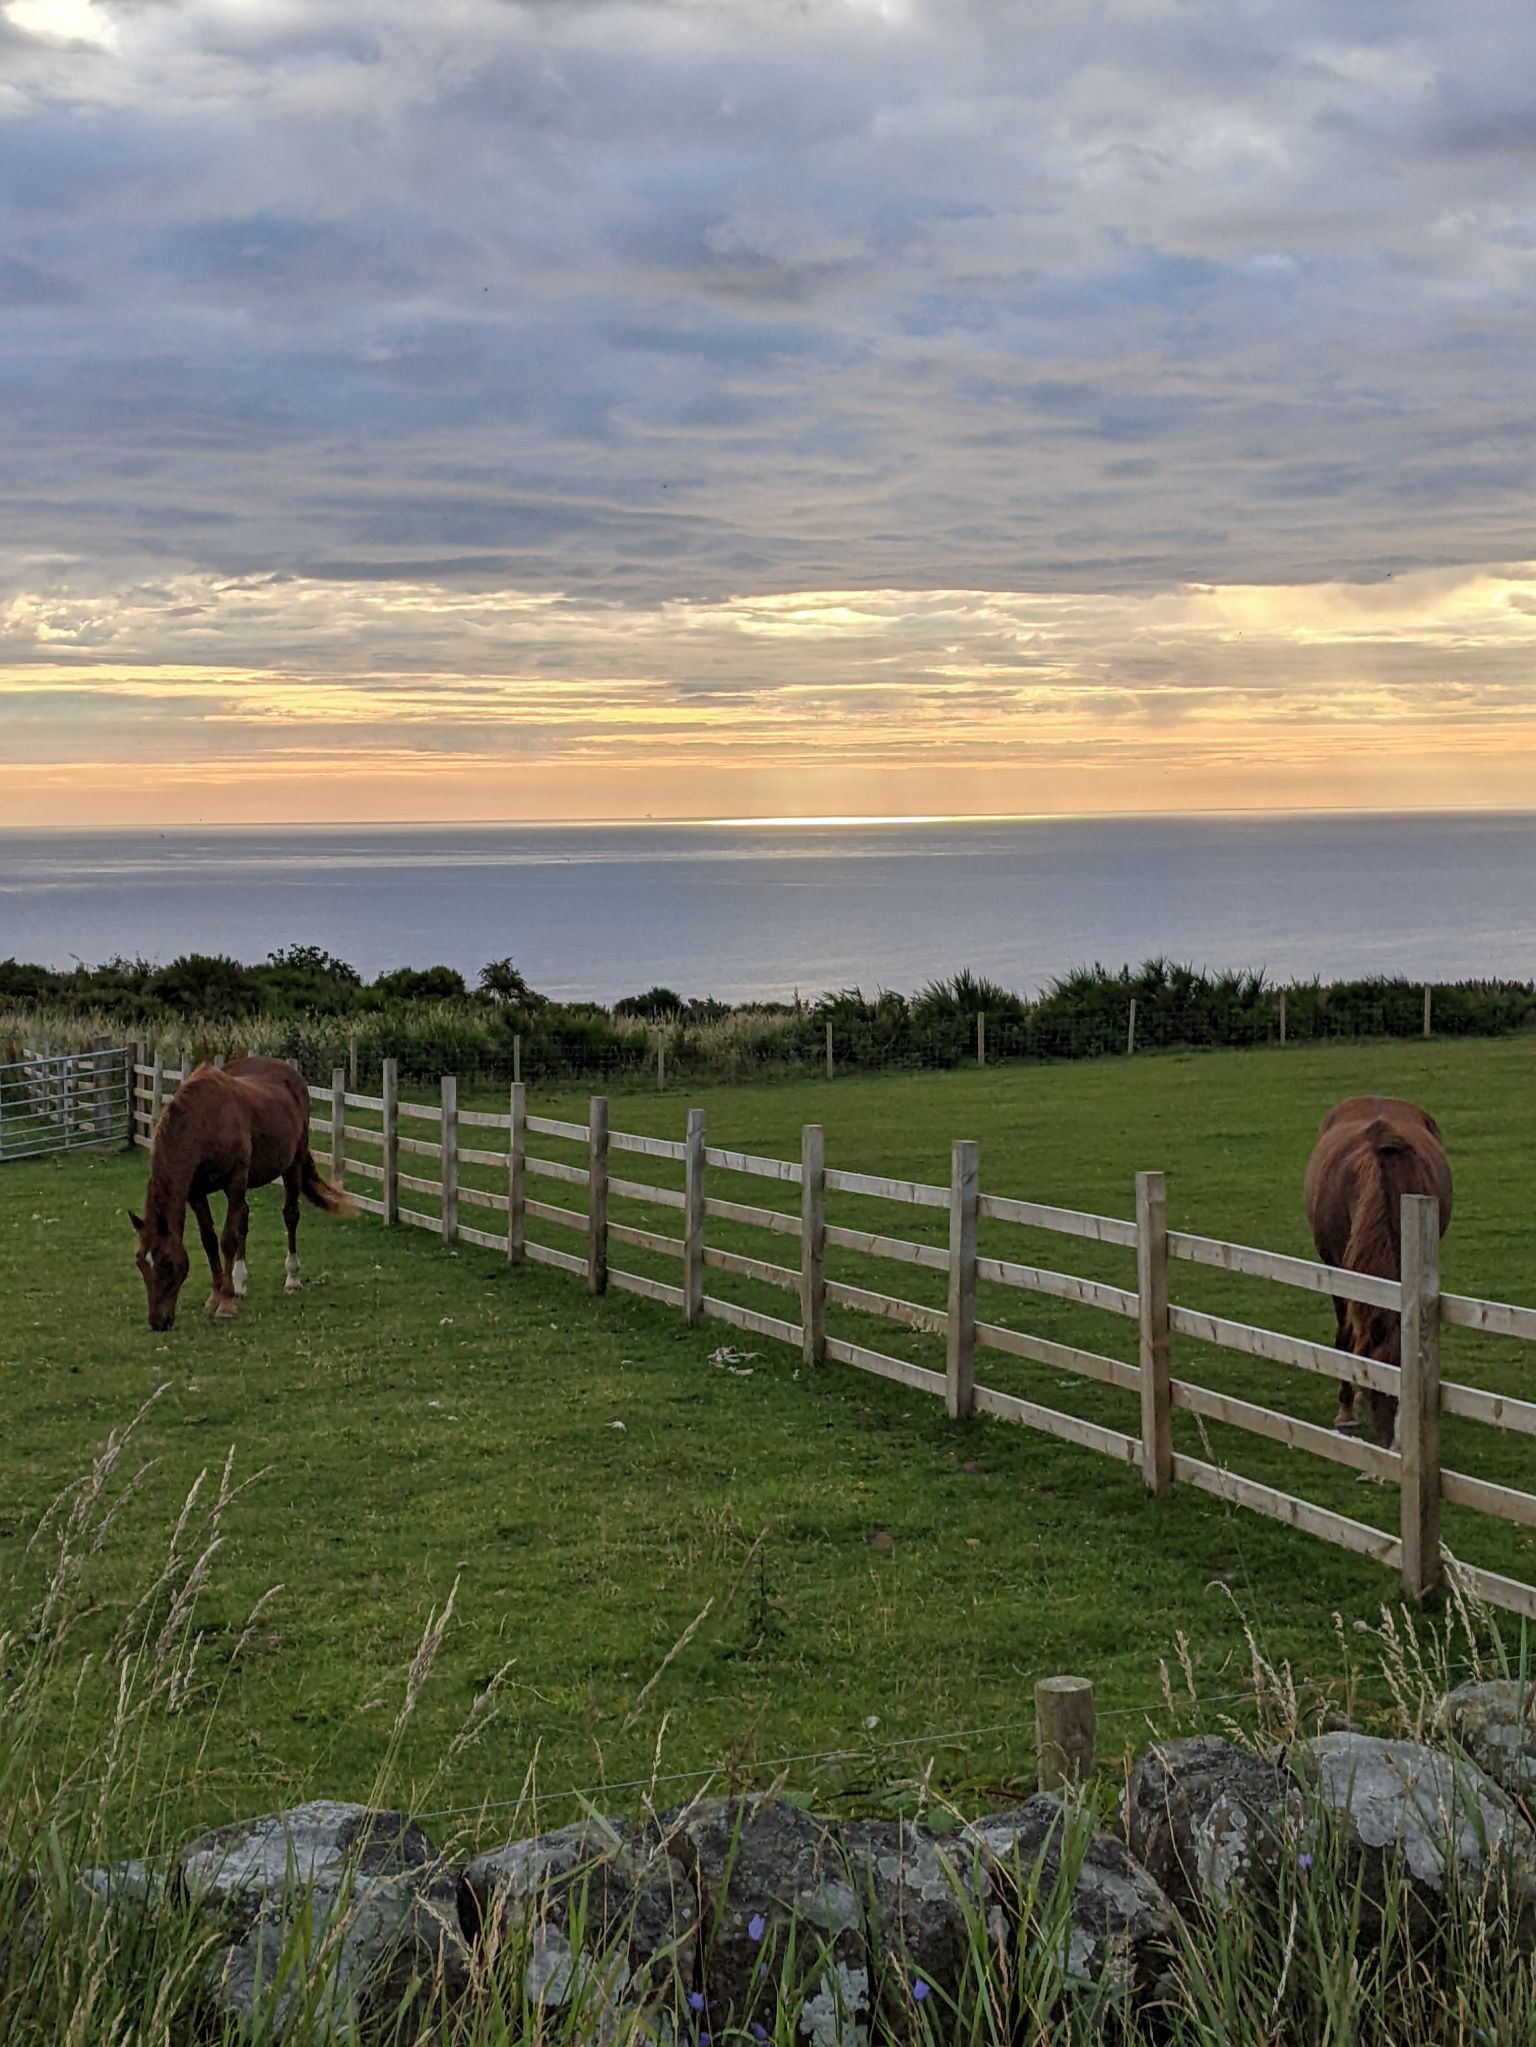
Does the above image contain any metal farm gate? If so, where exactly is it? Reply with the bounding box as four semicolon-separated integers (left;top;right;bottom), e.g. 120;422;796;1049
0;1045;131;1162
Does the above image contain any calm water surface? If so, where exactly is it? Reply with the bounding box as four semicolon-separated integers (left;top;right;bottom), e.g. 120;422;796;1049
1;815;1534;1004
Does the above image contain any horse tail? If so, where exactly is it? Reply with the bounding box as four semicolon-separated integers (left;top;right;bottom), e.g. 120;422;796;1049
301;1150;355;1216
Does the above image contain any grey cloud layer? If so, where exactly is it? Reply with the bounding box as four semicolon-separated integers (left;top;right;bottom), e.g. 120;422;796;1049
1;0;1534;619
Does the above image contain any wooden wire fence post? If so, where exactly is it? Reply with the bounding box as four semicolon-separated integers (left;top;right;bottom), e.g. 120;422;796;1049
508;1081;526;1264
656;1032;666;1092
1400;1191;1442;1599
801;1123;826;1366
381;1057;399;1226
1036;1676;1095;1790
825;1021;834;1081
151;1050;165;1138
330;1066;345;1183
1424;986;1432;1039
976;1012;986;1067
513;1034;522;1086
684;1108;706;1324
1278;988;1287;1046
440;1074;459;1244
946;1138;979;1419
1127;999;1138;1057
348;1033;358;1090
1136;1169;1173;1497
587;1095;609;1294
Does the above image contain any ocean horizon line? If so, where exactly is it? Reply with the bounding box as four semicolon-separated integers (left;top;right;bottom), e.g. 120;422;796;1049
6;802;1536;837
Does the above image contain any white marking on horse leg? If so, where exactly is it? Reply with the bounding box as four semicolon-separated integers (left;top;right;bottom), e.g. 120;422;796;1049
285;1252;303;1294
233;1258;248;1298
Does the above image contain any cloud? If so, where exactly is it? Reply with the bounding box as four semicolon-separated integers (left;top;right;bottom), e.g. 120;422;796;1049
2;0;1535;816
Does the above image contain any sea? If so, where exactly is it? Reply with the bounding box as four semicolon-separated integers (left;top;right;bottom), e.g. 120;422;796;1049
2;813;1534;1005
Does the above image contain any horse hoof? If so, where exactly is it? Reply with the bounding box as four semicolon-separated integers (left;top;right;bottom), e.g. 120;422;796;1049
213;1302;238;1324
284;1280;303;1296
204;1294;221;1317
1335;1420;1360;1437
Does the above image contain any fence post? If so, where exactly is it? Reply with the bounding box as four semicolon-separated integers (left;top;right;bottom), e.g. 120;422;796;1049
976;1012;986;1068
1423;986;1432;1039
801;1123;827;1366
508;1081;526;1264
440;1075;459;1243
825;1020;834;1082
1127;999;1138;1058
684;1108;706;1325
381;1057;399;1226
330;1066;346;1183
587;1096;609;1294
656;1031;667;1092
89;1037;109;1141
513;1034;523;1087
180;1051;191;1084
1035;1676;1095;1790
1400;1192;1442;1600
1278;988;1287;1047
946;1138;979;1420
131;1039;147;1154
348;1032;359;1091
1136;1170;1173;1498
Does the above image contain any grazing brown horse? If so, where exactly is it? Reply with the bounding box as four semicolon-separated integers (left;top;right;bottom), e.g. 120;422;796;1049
1303;1096;1452;1447
130;1058;350;1331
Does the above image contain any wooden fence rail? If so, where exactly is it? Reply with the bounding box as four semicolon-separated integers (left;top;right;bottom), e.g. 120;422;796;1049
125;1055;1536;1620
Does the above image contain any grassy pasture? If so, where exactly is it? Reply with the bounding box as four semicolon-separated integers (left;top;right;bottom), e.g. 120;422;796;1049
3;1036;1535;1849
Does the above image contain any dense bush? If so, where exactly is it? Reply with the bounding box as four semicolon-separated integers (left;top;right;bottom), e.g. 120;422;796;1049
3;950;1535;1092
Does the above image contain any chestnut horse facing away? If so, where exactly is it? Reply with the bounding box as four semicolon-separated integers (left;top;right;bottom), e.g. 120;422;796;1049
130;1058;351;1331
1303;1096;1452;1448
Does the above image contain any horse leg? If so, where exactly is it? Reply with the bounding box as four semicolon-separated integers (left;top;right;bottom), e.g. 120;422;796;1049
191;1194;223;1316
282;1163;303;1293
215;1179;248;1322
1331;1300;1360;1434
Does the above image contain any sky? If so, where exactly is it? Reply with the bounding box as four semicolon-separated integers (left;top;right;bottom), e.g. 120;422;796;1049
2;0;1535;826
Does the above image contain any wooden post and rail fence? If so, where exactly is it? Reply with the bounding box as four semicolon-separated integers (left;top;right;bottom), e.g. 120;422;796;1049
125;1049;1536;1620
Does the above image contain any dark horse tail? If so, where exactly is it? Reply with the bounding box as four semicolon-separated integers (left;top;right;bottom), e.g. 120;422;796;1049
301;1150;355;1216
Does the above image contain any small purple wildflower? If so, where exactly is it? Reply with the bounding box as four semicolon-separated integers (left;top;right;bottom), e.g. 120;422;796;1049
912;1980;931;2003
689;1991;707;2012
748;1913;767;1942
750;2028;769;2043
1297;1853;1313;1873
758;1963;769;1979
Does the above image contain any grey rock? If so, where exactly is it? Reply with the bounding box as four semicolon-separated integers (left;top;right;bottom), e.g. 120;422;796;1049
659;1796;867;2045
460;1814;695;2037
1296;1732;1536;1941
837;1820;984;2039
966;1796;1178;2007
180;1801;467;2039
1441;1680;1536;1797
1125;1734;1303;1915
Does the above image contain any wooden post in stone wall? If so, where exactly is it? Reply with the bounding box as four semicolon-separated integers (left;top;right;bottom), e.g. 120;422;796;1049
801;1123;827;1366
946;1139;979;1420
440;1076;459;1244
684;1108;706;1325
1036;1676;1096;1790
508;1081;527;1264
587;1096;609;1294
1399;1192;1442;1600
1136;1170;1172;1499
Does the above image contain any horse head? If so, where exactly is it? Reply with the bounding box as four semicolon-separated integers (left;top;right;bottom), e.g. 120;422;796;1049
129;1210;189;1330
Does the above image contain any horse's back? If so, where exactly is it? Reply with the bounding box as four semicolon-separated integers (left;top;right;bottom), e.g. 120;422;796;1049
175;1059;308;1188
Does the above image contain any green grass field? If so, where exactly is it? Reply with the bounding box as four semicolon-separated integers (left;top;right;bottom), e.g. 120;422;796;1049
4;1037;1535;1851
